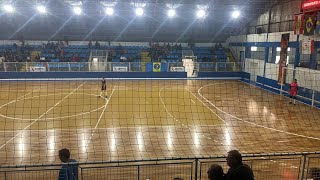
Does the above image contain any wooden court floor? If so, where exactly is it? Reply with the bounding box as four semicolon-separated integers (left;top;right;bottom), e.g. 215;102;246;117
0;80;319;166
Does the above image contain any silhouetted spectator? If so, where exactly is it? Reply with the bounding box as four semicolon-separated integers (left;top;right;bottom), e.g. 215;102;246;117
13;43;17;50
72;54;80;62
226;150;254;180
208;164;225;180
58;148;78;180
308;168;320;180
173;178;183;180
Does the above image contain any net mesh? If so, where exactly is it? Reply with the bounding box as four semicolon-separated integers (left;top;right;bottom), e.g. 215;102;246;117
1;1;320;179
0;77;320;166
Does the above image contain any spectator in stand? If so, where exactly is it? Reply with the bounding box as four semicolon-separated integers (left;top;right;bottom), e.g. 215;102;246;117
226;150;254;180
95;41;100;49
13;43;17;50
207;164;225;180
35;54;40;62
120;55;127;62
88;41;92;49
72;54;80;62
0;54;4;63
58;148;78;180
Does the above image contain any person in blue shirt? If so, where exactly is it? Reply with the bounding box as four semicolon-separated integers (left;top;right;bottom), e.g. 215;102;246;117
58;148;78;180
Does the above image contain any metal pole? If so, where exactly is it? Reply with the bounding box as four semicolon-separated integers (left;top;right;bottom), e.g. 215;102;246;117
312;73;316;107
199;160;202;180
194;159;198;180
138;165;140;180
4;62;7;72
280;67;285;96
128;62;131;72
300;155;307;180
47;62;50;72
81;167;84;180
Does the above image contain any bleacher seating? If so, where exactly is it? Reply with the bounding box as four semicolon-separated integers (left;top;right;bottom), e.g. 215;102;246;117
0;44;229;64
193;47;227;62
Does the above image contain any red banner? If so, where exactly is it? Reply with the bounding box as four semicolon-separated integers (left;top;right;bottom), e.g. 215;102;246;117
294;14;304;34
302;0;320;11
278;33;290;84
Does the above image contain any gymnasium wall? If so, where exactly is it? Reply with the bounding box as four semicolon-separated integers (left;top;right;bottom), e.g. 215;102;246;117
0;40;226;48
0;72;188;79
0;72;248;79
246;0;301;34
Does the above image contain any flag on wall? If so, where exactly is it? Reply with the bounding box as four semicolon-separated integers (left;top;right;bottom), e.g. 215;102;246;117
153;62;161;72
304;14;316;36
301;40;315;54
294;14;304;35
315;12;320;35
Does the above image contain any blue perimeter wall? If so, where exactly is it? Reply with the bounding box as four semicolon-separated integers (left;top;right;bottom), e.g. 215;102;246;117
248;75;320;108
0;72;248;79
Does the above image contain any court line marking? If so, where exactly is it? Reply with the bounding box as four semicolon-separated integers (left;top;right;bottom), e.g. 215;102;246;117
185;88;228;125
0;81;87;150
85;86;116;148
0;93;107;121
191;99;195;104
159;87;190;130
93;86;116;132
198;83;320;141
0;124;224;132
159;87;228;142
0;88;41;108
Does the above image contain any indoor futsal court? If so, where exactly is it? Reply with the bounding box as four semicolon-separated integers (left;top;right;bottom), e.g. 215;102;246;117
0;79;319;168
1;0;320;179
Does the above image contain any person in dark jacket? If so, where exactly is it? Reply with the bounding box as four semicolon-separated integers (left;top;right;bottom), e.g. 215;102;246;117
58;148;78;180
226;150;254;180
208;164;225;180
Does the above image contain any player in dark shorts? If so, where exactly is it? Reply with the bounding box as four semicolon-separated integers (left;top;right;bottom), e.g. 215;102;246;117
289;79;298;105
99;78;108;98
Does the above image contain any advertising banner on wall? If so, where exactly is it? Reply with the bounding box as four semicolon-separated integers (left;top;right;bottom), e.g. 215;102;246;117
302;0;320;11
112;66;128;72
170;67;185;72
29;66;46;72
278;33;290;84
